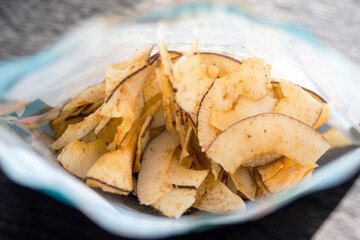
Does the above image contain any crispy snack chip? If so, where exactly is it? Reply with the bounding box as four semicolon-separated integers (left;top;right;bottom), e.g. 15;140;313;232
58;118;120;178
169;156;209;189
133;115;153;173
210;91;277;131
230;166;256;200
85;148;135;195
172;40;214;114
51;109;102;150
273;80;323;127
105;45;153;98
152;188;196;219
199;52;242;77
206;113;331;174
261;158;318;193
137;130;180;205
194;174;245;214
242;152;283;167
51;41;332;218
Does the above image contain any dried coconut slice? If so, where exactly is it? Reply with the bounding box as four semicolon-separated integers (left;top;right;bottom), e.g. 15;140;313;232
171;40;214;114
263;158;318;193
179;127;192;164
230;166;257;201
58;118;121;178
173;103;187;146
273;80;323;127
143;51;183;102
169;156;209;189
110;91;145;150
215;57;272;103
197;82;223;151
271;81;329;129
206;113;331;174
143;69;161;102
151;104;165;128
86;178;129;195
241;152;283;167
85;147;135;195
50;108;102;150
133;115;153;173
156;60;175;132
253;169;269;198
226;174;238;194
53;115;86;139
258;157;287;182
157;42;178;133
199;52;242;77
105;45;153;97
94;116;111;136
84;116;140;193
211;161;223;180
152;188;196;219
137;130;180;205
194;174;245;214
198;58;272;151
172;52;242;77
101;60;154;119
210;91;277;131
80;101;103;115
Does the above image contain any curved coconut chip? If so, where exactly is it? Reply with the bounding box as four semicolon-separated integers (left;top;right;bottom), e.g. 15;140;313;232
206;113;331;174
137;130;180;205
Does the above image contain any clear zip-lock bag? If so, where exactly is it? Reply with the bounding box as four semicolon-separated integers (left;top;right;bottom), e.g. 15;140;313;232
0;2;359;238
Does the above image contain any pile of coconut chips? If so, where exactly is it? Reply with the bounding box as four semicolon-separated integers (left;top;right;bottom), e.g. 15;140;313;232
49;40;349;219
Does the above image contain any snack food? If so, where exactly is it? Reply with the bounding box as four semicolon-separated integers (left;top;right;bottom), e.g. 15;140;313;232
50;41;333;218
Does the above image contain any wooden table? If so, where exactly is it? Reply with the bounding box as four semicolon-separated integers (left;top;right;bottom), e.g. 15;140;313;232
1;1;359;239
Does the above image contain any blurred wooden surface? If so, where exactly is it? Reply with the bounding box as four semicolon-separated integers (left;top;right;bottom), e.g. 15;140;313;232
0;0;359;239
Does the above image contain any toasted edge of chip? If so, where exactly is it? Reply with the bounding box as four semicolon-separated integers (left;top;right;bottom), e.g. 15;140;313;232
85;178;130;195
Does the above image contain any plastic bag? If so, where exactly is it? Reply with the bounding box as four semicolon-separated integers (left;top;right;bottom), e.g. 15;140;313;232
0;2;359;238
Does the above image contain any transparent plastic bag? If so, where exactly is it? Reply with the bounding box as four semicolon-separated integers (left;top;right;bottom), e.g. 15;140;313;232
0;2;359;238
